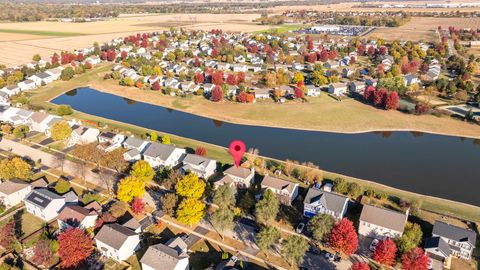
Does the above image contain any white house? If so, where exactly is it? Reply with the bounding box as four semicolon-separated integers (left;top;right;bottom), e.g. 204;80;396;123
0;179;32;208
45;67;63;81
123;137;149;163
27;112;62;134
430;220;477;260
95;223;140;261
252;88;271;99
403;74;420;86
328;82;349;96
214;166;255;189
143;142;186;169
29;73;53;86
86;56;101;65
97;131;126;152
0;86;20;97
18;80;37;91
260;175;299;205
306;85;321;97
68;125;100;147
358;204;408;239
180;154;216;179
140;237;189;270
0;91;10;105
25;188;66;221
57;205;98;230
303;188;349;219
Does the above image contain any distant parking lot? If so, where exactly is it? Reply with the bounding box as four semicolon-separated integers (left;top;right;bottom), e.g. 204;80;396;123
439;104;480;117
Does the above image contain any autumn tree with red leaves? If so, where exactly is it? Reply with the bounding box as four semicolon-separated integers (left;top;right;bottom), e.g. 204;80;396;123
237;72;245;83
84;62;93;69
329;218;358;255
328;50;337;60
351;262;370;270
211;48;219;58
319;49;329;62
401;247;429;270
194;73;205;84
373;238;397;266
131;197;145;214
357;44;366;55
211;86;223;102
367;46;376;57
237;91;248;103
107;50;116;61
294;87;304;99
0;220;15;250
51;54;59;65
212;71;224;86
364;86;375;103
308;53;317;63
373;88;388;107
121;51;128;60
226;74;238;85
195;147;207;156
349;56;356;65
151;81;161;91
385;91;399;110
32;239;55;267
58;227;93;268
77;53;84;61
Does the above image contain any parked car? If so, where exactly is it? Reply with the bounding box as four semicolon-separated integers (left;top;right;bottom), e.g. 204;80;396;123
296;222;305;234
369;239;380;252
308;246;322;255
324;252;335;262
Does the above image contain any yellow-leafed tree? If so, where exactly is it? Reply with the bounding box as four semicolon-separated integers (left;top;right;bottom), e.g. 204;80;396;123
117;176;145;203
176;198;206;226
50;121;72;141
175;173;205;200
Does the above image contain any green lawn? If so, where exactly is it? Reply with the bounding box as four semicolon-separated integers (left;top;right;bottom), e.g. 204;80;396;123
251;24;304;34
0;28;85;37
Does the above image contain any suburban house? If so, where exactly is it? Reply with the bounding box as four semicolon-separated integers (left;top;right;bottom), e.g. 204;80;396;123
303;188;349;219
95;223;140;261
328;82;349;96
57;205;98;230
17;80;37;91
0;86;20;97
29;72;53;86
0;91;9;105
86;55;101;65
429;220;477;260
214;166;255;189
97;131;126;152
140;236;189;270
349;81;366;93
122;216;154;234
403;74;420;86
180;154;217;179
260;175;299;205
358;204;408;239
45;67;63;81
27;112;62;134
68;125;101;146
0;179;32;208
252;88;271;99
123;137;149;162
306;85;321;97
25;188;66;221
425;236;453;269
143;142;186;168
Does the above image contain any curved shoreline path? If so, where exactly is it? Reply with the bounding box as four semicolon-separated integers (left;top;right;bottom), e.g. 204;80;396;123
52;88;480;206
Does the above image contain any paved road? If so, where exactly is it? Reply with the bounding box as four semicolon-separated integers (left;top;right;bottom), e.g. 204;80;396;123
0;137;111;190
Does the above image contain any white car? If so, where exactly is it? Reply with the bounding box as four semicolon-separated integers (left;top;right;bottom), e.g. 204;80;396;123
324;252;335;262
296;222;305;234
369;239;380;252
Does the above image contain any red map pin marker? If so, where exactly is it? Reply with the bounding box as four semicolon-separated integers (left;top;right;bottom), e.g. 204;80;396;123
229;140;246;167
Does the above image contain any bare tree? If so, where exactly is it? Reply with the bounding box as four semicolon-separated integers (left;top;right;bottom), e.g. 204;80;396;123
245;148;259;168
99;169;116;198
283;159;295;177
53;153;66;173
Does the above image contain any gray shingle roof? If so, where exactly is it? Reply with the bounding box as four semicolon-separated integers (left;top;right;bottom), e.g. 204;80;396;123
261;175;296;195
0;179;30;195
25;188;63;209
124;137;146;148
143;142;176;160
425;236;452;257
433;221;477;246
95;223;138;250
140;237;188;270
223;166;252;179
360;204;407;233
303;188;348;216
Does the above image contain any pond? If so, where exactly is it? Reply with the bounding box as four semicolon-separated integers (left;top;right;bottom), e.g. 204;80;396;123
52;87;480;206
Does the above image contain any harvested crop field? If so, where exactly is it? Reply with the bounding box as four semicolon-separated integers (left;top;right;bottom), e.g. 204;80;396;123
0;13;266;66
368;16;480;42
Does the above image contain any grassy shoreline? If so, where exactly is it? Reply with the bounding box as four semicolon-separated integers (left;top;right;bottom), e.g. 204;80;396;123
26;63;480;222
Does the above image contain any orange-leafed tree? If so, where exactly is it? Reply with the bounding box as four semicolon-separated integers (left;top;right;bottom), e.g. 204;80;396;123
329;218;358;255
58;227;93;268
373;238;397;266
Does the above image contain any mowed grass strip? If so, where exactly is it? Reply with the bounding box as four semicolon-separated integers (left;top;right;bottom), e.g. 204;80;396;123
0;28;85;37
